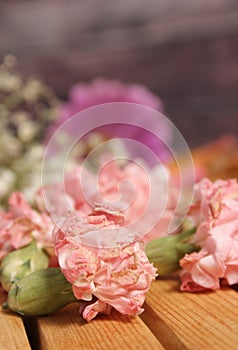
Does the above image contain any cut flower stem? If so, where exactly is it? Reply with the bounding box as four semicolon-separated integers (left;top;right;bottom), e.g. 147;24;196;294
145;227;199;276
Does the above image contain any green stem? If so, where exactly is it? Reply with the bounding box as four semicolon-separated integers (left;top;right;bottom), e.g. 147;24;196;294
145;227;199;276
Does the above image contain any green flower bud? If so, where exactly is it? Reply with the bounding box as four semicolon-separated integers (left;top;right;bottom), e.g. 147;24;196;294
145;227;199;276
3;268;78;316
0;241;49;291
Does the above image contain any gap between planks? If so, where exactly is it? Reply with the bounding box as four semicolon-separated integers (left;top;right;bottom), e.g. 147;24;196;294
3;278;237;349
34;303;164;350
141;278;238;350
0;290;31;350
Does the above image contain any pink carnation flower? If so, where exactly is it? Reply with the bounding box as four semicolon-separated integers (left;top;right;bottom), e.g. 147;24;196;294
0;192;54;260
39;159;177;242
46;79;171;163
53;212;157;321
65;160;152;224
180;178;238;291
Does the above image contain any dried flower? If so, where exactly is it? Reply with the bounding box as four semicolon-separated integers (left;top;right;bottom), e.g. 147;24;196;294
180;178;238;291
53;212;157;321
39;158;178;243
0;192;54;261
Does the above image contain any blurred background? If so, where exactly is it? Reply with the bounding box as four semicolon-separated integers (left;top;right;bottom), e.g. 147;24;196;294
0;0;238;147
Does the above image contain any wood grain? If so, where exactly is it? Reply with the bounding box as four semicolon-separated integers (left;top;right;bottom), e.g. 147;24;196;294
0;290;31;349
141;278;238;350
36;303;164;350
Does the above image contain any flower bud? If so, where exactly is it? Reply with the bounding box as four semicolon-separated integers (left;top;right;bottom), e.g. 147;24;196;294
0;241;49;291
4;268;78;316
145;228;198;276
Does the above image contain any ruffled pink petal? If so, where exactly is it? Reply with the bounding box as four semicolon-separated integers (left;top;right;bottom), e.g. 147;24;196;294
180;271;209;292
53;213;157;320
81;300;112;322
0;191;55;261
190;255;223;289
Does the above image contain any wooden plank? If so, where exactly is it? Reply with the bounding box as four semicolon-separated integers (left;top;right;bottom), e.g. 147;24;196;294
141;278;238;350
37;303;165;350
0;289;31;349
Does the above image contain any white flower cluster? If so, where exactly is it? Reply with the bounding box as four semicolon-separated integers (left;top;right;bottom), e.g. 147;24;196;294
0;55;58;208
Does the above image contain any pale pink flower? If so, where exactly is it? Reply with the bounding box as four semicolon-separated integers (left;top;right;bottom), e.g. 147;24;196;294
0;215;12;261
189;178;238;237
53;212;157;321
37;159;177;244
180;271;209;292
180;178;238;291
64;166;96;216
80;300;112;322
0;192;54;260
180;244;223;290
64;160;177;241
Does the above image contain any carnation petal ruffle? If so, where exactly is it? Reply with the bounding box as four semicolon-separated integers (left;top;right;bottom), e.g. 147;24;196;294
180;178;238;291
0;192;54;261
53;212;157;321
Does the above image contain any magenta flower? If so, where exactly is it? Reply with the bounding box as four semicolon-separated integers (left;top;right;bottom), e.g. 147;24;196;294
180;178;238;291
60;79;163;122
46;79;171;163
53;212;157;321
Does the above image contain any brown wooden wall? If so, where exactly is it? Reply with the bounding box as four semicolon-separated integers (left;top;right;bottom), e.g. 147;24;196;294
1;0;238;147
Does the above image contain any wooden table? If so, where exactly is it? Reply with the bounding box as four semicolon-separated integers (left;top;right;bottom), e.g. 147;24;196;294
1;278;238;350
